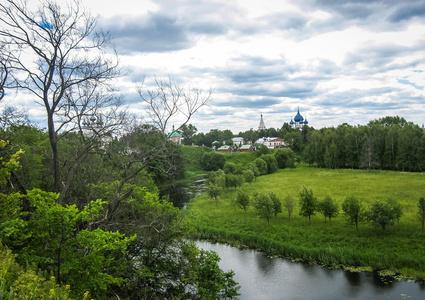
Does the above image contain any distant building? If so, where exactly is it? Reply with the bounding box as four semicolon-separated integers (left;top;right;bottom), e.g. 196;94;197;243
217;145;232;152
232;137;244;146
290;108;308;129
255;137;285;149
240;144;254;152
258;114;266;131
167;126;181;144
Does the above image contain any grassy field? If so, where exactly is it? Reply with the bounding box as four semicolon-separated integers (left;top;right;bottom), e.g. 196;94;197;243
182;164;425;279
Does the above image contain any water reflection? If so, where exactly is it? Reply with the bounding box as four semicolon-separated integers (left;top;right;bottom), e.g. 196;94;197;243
197;241;425;300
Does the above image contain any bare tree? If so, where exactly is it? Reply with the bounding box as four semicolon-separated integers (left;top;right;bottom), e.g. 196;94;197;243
0;50;8;101
0;0;124;200
99;77;211;227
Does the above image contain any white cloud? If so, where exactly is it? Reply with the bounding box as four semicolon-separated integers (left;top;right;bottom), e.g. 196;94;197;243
3;0;425;133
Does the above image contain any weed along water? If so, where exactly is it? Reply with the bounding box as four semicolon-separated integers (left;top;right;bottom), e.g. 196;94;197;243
197;241;425;300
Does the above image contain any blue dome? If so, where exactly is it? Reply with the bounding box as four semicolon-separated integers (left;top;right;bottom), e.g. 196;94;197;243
294;108;304;122
290;118;294;124
304;118;308;125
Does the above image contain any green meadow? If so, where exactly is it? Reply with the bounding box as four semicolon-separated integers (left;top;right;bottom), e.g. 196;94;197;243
183;164;425;279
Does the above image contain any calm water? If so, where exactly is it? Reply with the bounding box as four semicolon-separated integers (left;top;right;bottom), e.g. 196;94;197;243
197;241;425;300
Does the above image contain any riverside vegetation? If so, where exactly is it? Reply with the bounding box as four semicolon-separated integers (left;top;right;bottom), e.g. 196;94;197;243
181;147;425;280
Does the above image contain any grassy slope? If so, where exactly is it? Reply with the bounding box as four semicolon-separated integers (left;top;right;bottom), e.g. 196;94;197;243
183;163;425;279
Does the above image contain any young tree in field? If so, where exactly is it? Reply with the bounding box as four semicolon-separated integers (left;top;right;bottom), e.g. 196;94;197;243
207;183;222;207
299;187;317;224
252;192;274;225
0;0;125;201
366;200;397;231
235;190;250;213
342;195;363;229
418;197;425;232
284;194;296;221
318;196;339;224
243;169;255;184
225;173;244;189
387;196;403;226
269;191;282;218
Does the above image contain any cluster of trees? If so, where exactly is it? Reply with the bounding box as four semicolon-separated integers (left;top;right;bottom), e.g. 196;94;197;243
0;0;239;299
204;147;296;206
302;116;425;172
230;186;421;233
201;146;295;173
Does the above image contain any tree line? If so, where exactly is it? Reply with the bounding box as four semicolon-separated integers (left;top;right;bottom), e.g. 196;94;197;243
184;115;425;173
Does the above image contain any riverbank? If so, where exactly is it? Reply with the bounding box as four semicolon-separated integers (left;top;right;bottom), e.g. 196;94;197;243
182;165;425;280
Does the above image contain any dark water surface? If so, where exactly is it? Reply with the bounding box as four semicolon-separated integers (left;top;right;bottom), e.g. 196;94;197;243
197;241;425;300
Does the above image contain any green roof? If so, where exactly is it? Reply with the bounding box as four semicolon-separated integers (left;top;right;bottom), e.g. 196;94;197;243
168;131;181;138
240;145;252;150
217;146;231;150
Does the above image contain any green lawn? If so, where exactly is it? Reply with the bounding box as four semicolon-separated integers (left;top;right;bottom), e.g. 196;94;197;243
183;164;425;279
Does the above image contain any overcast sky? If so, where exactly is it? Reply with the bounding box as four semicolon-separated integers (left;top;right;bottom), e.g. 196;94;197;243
6;0;425;133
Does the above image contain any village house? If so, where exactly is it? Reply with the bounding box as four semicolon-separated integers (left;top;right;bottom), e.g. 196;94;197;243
239;145;254;152
232;137;244;146
255;137;285;149
167;126;181;144
217;145;232;152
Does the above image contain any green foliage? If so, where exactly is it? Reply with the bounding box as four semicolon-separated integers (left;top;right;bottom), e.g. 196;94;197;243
342;195;364;229
301;116;425;172
207;169;226;188
298;187;317;224
269;191;282;218
223;162;244;175
0;141;24;187
224;173;244;189
0;241;72;300
207;184;222;207
255;144;270;156
260;154;278;174
318;196;339;224
246;163;260;178
284;194;295;221
274;148;296;169
242;169;255;184
366;199;398;231
365;196;402;231
252;192;274;225
254;158;268;175
0;189;133;298
418;197;425;232
235;190;250;213
201;152;226;171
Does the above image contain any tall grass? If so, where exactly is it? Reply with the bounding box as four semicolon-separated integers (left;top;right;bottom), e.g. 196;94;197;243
182;164;425;279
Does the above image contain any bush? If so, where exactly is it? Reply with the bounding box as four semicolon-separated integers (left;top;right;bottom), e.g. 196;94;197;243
254;158;268;175
201;152;226;171
274;148;296;169
260;154;278;174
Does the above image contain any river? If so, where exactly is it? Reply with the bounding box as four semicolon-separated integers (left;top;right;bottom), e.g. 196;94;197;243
197;241;425;300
